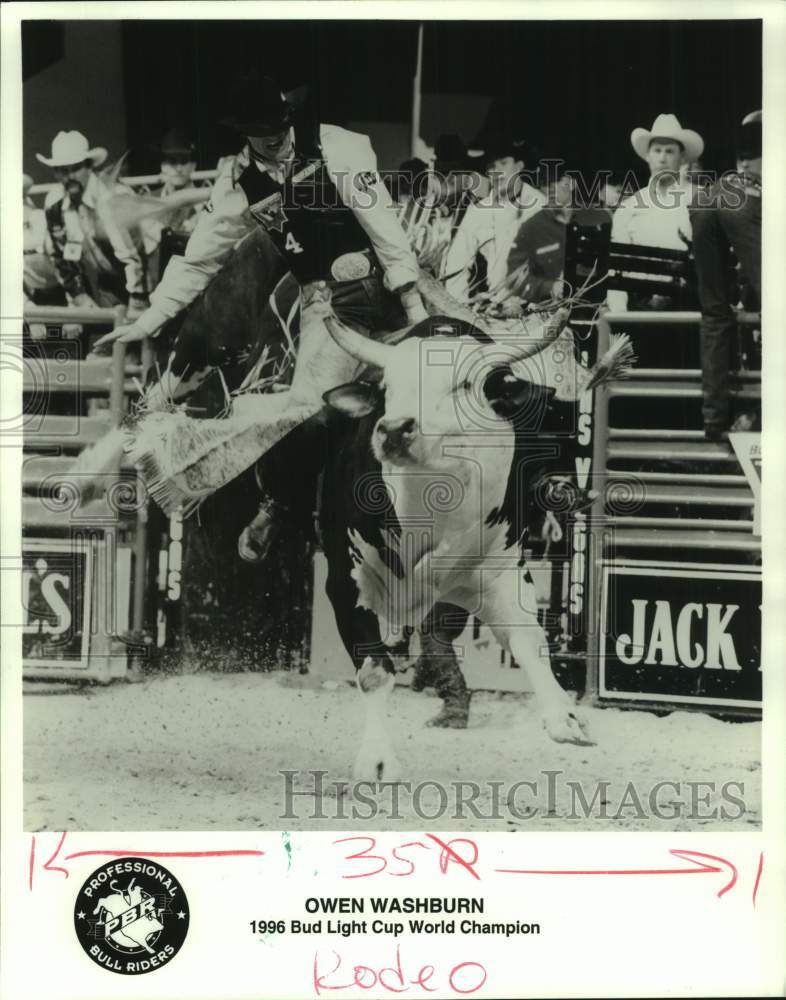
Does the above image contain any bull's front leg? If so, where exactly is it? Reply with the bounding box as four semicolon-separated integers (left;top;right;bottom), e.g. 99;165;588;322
353;656;402;783
481;577;594;746
414;604;471;729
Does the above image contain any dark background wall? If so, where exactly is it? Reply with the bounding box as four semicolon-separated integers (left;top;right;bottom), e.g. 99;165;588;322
22;22;126;181
23;18;761;184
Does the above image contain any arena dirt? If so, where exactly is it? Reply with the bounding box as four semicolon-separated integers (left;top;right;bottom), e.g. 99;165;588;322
23;672;760;832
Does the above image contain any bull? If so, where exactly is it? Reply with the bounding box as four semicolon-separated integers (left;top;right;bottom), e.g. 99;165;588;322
310;287;604;782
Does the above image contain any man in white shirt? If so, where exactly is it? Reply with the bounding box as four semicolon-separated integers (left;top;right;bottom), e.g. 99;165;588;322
608;113;704;312
444;133;546;304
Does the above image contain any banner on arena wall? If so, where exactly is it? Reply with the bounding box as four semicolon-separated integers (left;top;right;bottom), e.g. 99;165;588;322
22;538;91;669
567;355;597;652
729;432;761;535
22;536;131;681
598;560;761;709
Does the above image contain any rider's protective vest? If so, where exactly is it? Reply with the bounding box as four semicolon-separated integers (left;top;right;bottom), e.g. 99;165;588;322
236;126;377;285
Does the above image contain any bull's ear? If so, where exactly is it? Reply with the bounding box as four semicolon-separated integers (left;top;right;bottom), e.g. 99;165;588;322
323;381;381;418
483;368;556;419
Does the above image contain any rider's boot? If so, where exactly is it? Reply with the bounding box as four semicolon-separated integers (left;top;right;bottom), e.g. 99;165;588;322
237;496;290;563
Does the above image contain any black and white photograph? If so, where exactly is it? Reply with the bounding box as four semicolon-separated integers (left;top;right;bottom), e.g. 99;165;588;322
11;12;771;835
3;5;785;999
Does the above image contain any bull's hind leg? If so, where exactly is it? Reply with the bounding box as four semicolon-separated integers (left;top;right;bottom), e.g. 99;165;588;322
482;579;594;746
353;657;402;782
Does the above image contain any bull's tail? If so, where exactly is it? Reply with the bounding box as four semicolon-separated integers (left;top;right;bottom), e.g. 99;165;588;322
63;426;128;505
128;398;319;516
581;333;637;393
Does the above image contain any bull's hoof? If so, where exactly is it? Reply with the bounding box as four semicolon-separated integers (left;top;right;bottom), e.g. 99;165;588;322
426;696;470;729
353;746;403;784
542;707;595;746
410;672;428;693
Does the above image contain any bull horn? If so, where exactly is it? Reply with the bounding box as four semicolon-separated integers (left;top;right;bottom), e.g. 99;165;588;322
303;280;392;368
323;314;392;369
483;307;571;366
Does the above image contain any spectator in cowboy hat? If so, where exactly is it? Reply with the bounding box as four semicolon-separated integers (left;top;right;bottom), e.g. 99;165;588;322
141;128;207;280
38;130;149;316
443;129;545;302
389;156;430;206
395;137;485;282
608;112;704;311
691;111;761;440
432;133;485;217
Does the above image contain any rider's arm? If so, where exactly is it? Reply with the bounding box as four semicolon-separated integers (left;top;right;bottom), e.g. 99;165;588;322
321;125;420;295
131;162;255;336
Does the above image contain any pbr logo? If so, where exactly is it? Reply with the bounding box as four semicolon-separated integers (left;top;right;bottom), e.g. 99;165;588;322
73;857;189;975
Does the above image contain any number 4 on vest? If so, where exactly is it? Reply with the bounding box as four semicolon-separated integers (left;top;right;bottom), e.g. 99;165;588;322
285;232;304;254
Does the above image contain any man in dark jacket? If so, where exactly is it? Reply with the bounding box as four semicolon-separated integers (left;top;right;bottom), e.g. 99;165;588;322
506;162;611;307
691;113;761;440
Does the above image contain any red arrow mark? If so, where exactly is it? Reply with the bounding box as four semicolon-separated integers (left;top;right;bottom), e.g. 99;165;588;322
496;848;738;899
43;831;69;878
64;849;264;860
752;852;764;907
29;831;264;891
29;831;69;891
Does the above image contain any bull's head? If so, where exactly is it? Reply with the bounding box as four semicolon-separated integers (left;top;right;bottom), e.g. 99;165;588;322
319;298;569;469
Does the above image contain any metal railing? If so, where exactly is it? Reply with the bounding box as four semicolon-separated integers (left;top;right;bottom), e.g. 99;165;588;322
591;308;760;548
22;304;154;677
584;308;761;710
27;169;219;202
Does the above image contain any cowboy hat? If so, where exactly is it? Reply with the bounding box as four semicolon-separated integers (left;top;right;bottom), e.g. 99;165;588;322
742;109;762;125
736;120;762;159
36;130;108;168
433;134;470;173
220;72;305;135
630;114;704;163
159;127;197;158
467;130;537;167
